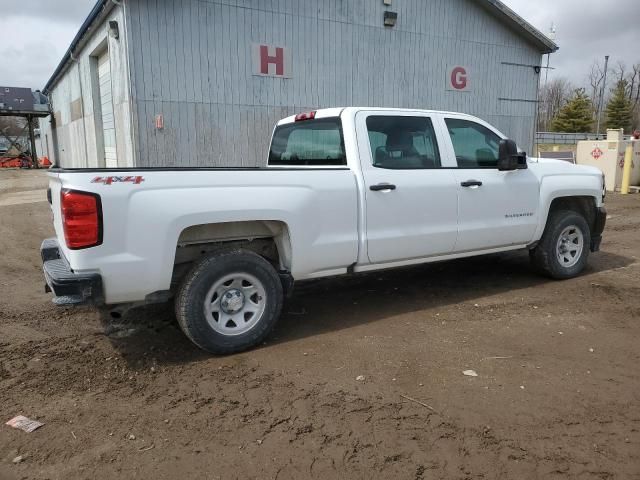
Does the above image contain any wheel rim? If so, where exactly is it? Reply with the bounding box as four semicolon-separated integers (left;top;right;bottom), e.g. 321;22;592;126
203;272;267;336
556;225;584;268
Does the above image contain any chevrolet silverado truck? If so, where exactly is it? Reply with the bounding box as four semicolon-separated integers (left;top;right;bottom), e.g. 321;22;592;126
42;108;606;354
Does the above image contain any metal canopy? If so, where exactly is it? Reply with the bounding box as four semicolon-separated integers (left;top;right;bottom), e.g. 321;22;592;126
0;87;51;118
0;87;51;168
0;109;50;118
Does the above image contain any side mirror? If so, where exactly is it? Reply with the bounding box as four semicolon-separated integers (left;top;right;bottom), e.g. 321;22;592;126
498;139;527;171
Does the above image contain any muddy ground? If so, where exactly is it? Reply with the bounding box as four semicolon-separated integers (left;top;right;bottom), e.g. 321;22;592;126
0;169;639;479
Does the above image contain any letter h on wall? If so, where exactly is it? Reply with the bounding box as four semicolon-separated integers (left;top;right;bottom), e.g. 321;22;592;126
260;45;284;76
253;44;290;78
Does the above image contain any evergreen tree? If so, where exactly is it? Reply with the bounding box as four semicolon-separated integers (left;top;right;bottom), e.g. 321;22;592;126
605;80;633;133
551;89;593;133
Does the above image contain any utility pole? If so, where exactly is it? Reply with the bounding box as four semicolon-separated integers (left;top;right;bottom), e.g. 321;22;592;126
596;55;610;137
544;23;556;86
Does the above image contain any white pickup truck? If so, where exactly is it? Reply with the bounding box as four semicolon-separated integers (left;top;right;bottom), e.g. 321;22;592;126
42;107;606;354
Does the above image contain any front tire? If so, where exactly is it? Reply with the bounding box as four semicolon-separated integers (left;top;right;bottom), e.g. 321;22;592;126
530;210;591;280
175;249;283;354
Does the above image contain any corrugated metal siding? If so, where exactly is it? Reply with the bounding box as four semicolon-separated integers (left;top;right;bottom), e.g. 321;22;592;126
126;0;543;167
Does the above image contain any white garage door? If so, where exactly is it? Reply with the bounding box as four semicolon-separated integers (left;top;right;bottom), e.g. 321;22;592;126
98;51;117;168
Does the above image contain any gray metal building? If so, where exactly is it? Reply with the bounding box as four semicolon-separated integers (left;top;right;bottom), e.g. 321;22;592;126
41;0;557;169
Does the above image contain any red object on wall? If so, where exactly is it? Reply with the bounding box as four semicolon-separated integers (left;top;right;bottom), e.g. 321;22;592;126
450;67;468;90
259;45;284;76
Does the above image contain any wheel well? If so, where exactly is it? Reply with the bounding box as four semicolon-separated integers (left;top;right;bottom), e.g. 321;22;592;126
170;221;291;287
548;196;596;230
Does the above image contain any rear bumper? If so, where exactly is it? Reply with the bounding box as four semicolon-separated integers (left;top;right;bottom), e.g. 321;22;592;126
41;238;103;305
590;207;607;252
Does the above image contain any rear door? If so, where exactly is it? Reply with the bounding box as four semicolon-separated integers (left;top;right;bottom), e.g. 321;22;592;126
355;111;458;264
440;115;539;252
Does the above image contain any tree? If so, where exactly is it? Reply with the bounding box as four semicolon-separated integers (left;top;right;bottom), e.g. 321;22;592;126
605;80;633;133
0;116;26;137
588;60;607;115
626;63;640;130
551;89;593;133
537;77;573;131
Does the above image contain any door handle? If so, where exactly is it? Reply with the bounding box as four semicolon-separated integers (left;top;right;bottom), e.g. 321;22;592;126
370;183;397;192
461;180;483;188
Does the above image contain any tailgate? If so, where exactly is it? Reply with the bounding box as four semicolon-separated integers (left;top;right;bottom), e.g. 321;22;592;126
46;171;65;251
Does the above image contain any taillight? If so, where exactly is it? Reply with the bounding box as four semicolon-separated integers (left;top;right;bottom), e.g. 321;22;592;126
60;190;102;249
295;111;316;122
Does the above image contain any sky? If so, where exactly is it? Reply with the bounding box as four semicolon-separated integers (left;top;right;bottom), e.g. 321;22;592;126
0;0;638;91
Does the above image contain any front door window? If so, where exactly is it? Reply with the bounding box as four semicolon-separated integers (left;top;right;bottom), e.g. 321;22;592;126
445;118;500;168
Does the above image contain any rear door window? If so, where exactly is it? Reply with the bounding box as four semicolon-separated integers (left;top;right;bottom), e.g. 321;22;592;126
269;118;346;166
365;116;441;169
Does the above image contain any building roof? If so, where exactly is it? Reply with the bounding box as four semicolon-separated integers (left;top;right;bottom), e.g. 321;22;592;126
43;0;113;94
43;0;558;94
480;0;558;54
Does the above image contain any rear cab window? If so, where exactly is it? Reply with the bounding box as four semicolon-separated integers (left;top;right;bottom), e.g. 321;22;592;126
268;118;346;166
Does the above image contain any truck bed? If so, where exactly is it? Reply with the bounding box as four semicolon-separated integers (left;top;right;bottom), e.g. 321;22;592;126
47;167;359;304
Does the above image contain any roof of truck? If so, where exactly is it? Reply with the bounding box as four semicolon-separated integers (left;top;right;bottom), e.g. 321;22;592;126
277;108;478;125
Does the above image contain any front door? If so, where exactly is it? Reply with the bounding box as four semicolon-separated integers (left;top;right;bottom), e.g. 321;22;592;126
441;116;540;252
355;112;459;264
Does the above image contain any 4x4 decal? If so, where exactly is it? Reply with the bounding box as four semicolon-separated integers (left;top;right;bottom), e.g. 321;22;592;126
91;176;145;185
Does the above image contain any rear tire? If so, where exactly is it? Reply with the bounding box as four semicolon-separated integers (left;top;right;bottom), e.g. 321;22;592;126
175;248;283;355
530;210;590;280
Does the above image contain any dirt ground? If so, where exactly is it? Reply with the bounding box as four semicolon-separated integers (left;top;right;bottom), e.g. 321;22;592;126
0;169;639;480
